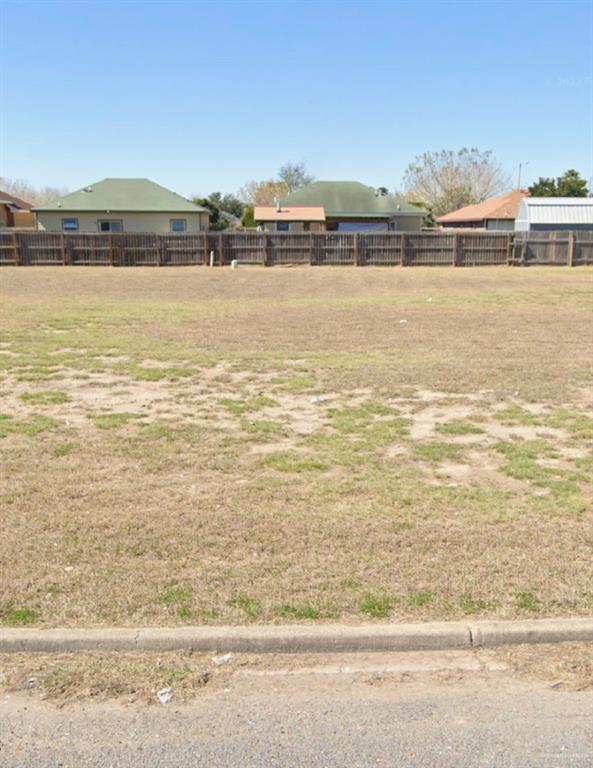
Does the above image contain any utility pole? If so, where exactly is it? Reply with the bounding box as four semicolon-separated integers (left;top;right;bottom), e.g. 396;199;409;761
517;160;529;190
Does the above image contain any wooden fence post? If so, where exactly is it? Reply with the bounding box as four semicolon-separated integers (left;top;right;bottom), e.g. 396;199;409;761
219;232;224;266
310;233;315;266
452;234;459;266
262;233;269;266
202;233;208;266
400;234;406;266
567;231;574;267
506;234;513;266
12;230;20;266
354;232;360;266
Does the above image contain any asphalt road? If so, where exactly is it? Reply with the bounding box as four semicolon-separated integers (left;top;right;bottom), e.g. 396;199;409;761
1;658;592;767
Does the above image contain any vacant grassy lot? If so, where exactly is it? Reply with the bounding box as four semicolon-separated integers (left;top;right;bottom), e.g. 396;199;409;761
0;266;592;627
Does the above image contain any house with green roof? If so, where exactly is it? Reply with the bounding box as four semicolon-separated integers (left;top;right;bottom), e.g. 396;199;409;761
33;178;209;233
254;181;425;232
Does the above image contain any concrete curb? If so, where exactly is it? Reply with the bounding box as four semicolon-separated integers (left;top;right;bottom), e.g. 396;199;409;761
0;619;591;655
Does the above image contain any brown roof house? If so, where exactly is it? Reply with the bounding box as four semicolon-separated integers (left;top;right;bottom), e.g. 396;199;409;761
254;204;326;232
0;190;35;228
255;181;425;232
437;190;528;231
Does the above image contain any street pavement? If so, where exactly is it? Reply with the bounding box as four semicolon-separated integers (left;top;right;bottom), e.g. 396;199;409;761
1;652;592;767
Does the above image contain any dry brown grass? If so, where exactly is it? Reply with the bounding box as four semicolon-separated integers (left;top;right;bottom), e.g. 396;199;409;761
0;267;592;626
1;643;591;705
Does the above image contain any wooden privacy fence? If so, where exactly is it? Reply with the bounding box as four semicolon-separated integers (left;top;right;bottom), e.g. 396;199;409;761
1;230;592;267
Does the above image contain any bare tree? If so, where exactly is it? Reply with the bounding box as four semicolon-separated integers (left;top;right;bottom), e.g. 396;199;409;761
238;161;315;205
402;148;510;217
278;161;314;193
237;179;289;205
0;177;68;206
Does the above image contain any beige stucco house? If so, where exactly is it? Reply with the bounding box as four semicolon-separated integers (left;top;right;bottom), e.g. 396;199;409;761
253;205;326;233
33;178;209;233
255;181;425;232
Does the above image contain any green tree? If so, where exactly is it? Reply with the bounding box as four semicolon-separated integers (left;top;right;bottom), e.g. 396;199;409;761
557;169;589;197
193;196;228;231
528;169;589;197
206;191;244;218
527;177;557;196
192;191;247;230
241;204;255;228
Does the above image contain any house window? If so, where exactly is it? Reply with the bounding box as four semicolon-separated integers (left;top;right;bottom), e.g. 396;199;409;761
276;221;290;232
170;219;187;232
62;218;78;231
98;220;123;233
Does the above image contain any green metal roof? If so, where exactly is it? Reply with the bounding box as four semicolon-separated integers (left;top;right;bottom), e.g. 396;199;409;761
283;181;424;218
33;178;208;213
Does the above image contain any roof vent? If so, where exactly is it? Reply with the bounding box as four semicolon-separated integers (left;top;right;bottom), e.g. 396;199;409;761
83;186;93;193
275;198;281;213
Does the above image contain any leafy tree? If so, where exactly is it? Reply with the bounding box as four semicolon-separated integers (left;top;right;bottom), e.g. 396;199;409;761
0;176;68;205
402;148;510;217
278;161;314;193
191;191;246;230
241;204;256;228
529;169;589;197
527;177;557;196
206;191;244;218
558;169;589;197
193;196;228;231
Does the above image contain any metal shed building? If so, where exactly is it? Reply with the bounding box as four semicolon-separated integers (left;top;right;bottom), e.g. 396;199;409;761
515;197;593;231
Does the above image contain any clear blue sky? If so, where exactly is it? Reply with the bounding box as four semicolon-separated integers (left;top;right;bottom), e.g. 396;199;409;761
1;0;592;198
